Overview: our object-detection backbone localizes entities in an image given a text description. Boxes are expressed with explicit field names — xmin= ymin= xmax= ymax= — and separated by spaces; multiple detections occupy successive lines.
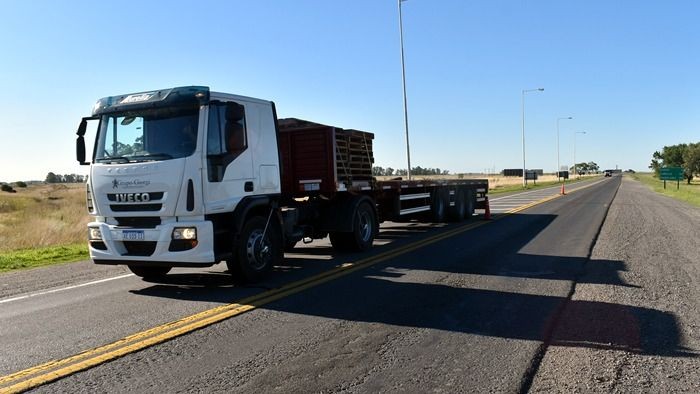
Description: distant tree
xmin=385 ymin=167 xmax=394 ymax=176
xmin=63 ymin=174 xmax=75 ymax=183
xmin=649 ymin=151 xmax=662 ymax=174
xmin=45 ymin=172 xmax=59 ymax=183
xmin=570 ymin=162 xmax=590 ymax=175
xmin=14 ymin=181 xmax=27 ymax=188
xmin=663 ymin=144 xmax=687 ymax=167
xmin=372 ymin=166 xmax=385 ymax=176
xmin=650 ymin=143 xmax=696 ymax=183
xmin=1 ymin=184 xmax=16 ymax=193
xmin=682 ymin=143 xmax=700 ymax=184
xmin=587 ymin=161 xmax=599 ymax=173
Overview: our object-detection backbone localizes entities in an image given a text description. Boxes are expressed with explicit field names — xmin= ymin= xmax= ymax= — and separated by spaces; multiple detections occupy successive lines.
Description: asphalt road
xmin=1 ymin=175 xmax=697 ymax=393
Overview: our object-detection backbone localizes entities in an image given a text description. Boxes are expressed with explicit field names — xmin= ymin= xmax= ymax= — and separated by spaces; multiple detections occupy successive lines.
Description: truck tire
xmin=431 ymin=188 xmax=449 ymax=222
xmin=128 ymin=265 xmax=171 ymax=279
xmin=228 ymin=215 xmax=282 ymax=283
xmin=448 ymin=188 xmax=467 ymax=222
xmin=465 ymin=189 xmax=475 ymax=218
xmin=329 ymin=202 xmax=377 ymax=252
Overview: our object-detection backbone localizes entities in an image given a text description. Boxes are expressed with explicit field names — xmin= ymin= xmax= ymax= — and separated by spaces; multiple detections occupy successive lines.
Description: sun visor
xmin=92 ymin=86 xmax=210 ymax=116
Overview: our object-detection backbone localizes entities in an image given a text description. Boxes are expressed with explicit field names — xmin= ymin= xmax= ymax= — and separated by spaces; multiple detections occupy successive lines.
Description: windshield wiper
xmin=130 ymin=153 xmax=174 ymax=162
xmin=96 ymin=156 xmax=129 ymax=163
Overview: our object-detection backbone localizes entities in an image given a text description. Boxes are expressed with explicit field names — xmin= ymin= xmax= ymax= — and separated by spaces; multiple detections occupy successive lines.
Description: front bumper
xmin=88 ymin=219 xmax=215 ymax=265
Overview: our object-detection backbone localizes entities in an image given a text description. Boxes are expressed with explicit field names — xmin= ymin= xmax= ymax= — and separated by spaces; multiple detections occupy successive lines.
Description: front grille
xmin=122 ymin=241 xmax=157 ymax=256
xmin=115 ymin=217 xmax=161 ymax=228
xmin=111 ymin=204 xmax=162 ymax=212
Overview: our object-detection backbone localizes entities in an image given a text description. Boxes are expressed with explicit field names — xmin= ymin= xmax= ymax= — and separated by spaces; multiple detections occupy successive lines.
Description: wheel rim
xmin=358 ymin=210 xmax=373 ymax=242
xmin=245 ymin=229 xmax=271 ymax=271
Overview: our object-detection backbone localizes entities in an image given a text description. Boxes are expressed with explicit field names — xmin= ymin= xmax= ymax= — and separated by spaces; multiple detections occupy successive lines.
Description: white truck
xmin=76 ymin=86 xmax=488 ymax=282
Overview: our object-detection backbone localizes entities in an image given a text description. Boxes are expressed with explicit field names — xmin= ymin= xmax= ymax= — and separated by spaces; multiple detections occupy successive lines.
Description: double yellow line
xmin=0 ymin=181 xmax=602 ymax=393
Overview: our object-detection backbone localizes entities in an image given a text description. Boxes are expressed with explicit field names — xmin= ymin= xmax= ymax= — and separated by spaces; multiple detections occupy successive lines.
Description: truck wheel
xmin=228 ymin=216 xmax=282 ymax=283
xmin=330 ymin=202 xmax=377 ymax=252
xmin=448 ymin=189 xmax=467 ymax=222
xmin=431 ymin=188 xmax=449 ymax=222
xmin=128 ymin=265 xmax=171 ymax=279
xmin=465 ymin=189 xmax=475 ymax=218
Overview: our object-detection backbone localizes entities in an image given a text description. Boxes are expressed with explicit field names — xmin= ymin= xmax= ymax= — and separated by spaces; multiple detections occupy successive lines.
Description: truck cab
xmin=77 ymin=86 xmax=282 ymax=280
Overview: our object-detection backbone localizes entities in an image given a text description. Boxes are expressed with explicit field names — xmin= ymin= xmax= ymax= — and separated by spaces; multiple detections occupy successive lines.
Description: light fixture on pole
xmin=398 ymin=0 xmax=412 ymax=180
xmin=557 ymin=116 xmax=573 ymax=181
xmin=521 ymin=88 xmax=544 ymax=187
xmin=573 ymin=131 xmax=586 ymax=178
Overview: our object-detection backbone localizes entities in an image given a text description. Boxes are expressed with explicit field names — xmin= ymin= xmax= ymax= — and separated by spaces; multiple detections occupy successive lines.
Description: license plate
xmin=122 ymin=230 xmax=145 ymax=241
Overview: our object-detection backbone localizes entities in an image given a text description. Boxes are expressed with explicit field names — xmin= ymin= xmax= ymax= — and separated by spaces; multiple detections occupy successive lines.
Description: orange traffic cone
xmin=560 ymin=183 xmax=566 ymax=195
xmin=483 ymin=197 xmax=492 ymax=220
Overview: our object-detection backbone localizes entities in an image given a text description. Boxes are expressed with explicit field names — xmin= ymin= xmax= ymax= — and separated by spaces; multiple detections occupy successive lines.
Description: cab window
xmin=207 ymin=101 xmax=247 ymax=181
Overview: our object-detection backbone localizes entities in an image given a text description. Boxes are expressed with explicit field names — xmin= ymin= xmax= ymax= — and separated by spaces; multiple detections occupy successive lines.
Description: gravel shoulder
xmin=531 ymin=176 xmax=700 ymax=393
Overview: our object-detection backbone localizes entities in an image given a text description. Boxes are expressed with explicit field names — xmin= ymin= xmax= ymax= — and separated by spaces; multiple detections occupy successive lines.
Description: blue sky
xmin=1 ymin=0 xmax=699 ymax=181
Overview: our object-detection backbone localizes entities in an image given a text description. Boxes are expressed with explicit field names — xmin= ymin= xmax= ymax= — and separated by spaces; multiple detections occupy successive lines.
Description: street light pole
xmin=557 ymin=116 xmax=573 ymax=181
xmin=521 ymin=88 xmax=544 ymax=187
xmin=398 ymin=0 xmax=412 ymax=180
xmin=573 ymin=131 xmax=586 ymax=178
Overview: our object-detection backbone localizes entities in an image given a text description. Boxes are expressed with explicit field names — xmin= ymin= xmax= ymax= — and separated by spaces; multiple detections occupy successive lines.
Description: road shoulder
xmin=531 ymin=176 xmax=700 ymax=392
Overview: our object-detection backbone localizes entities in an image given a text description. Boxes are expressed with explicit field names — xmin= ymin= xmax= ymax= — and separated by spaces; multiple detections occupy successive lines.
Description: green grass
xmin=488 ymin=175 xmax=601 ymax=195
xmin=629 ymin=172 xmax=700 ymax=207
xmin=0 ymin=243 xmax=88 ymax=273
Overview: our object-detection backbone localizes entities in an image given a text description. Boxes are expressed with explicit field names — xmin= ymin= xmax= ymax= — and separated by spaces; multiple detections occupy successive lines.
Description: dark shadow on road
xmin=131 ymin=207 xmax=695 ymax=358
xmin=265 ymin=274 xmax=696 ymax=357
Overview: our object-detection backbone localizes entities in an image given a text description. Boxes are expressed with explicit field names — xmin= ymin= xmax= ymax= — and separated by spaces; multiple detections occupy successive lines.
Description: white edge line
xmin=0 ymin=273 xmax=134 ymax=305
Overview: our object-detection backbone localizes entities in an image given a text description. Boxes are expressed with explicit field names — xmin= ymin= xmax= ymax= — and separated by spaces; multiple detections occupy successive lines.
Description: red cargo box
xmin=277 ymin=118 xmax=374 ymax=197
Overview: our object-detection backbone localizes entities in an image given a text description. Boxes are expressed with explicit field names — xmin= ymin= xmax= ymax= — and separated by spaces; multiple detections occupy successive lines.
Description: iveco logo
xmin=115 ymin=193 xmax=151 ymax=202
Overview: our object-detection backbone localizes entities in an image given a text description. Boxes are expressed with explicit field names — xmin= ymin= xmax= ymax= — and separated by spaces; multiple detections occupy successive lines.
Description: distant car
xmin=604 ymin=170 xmax=612 ymax=177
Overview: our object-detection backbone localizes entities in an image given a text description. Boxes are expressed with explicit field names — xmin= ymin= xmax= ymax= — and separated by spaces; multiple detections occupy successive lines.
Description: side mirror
xmin=76 ymin=135 xmax=87 ymax=165
xmin=76 ymin=117 xmax=96 ymax=165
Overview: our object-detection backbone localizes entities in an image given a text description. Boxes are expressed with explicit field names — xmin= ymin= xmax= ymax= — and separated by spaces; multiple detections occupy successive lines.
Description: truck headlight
xmin=88 ymin=227 xmax=102 ymax=240
xmin=172 ymin=227 xmax=197 ymax=240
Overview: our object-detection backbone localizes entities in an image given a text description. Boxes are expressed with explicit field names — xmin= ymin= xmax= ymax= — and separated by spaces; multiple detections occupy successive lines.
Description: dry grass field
xmin=0 ymin=183 xmax=88 ymax=252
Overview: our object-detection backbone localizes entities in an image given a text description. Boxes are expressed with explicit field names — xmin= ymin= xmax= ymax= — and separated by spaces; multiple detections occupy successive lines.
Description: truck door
xmin=203 ymin=100 xmax=255 ymax=212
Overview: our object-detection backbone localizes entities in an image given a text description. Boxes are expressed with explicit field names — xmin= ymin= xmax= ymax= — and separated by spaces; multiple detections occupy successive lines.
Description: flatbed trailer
xmin=277 ymin=118 xmax=488 ymax=249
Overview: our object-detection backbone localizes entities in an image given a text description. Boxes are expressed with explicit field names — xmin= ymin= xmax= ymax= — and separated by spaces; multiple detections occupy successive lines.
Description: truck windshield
xmin=94 ymin=107 xmax=199 ymax=163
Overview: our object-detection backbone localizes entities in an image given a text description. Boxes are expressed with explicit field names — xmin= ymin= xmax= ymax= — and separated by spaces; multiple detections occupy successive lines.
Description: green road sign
xmin=660 ymin=167 xmax=684 ymax=181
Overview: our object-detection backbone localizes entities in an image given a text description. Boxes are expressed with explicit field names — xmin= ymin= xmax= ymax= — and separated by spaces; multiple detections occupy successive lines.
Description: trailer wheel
xmin=228 ymin=216 xmax=282 ymax=283
xmin=128 ymin=265 xmax=171 ymax=279
xmin=465 ymin=189 xmax=475 ymax=218
xmin=330 ymin=202 xmax=377 ymax=252
xmin=431 ymin=188 xmax=449 ymax=222
xmin=448 ymin=189 xmax=467 ymax=222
